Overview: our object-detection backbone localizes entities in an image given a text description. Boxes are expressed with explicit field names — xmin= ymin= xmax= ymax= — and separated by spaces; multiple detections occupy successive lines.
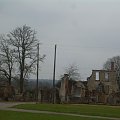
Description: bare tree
xmin=65 ymin=64 xmax=81 ymax=81
xmin=3 ymin=25 xmax=45 ymax=93
xmin=103 ymin=56 xmax=120 ymax=89
xmin=0 ymin=36 xmax=15 ymax=85
xmin=0 ymin=72 xmax=8 ymax=85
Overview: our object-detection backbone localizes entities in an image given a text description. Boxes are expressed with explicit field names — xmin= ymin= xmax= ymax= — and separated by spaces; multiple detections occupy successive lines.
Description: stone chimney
xmin=111 ymin=62 xmax=114 ymax=71
xmin=64 ymin=74 xmax=69 ymax=79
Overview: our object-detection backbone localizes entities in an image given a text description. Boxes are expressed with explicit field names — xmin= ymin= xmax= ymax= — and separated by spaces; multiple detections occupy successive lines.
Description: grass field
xmin=0 ymin=110 xmax=108 ymax=120
xmin=13 ymin=104 xmax=120 ymax=118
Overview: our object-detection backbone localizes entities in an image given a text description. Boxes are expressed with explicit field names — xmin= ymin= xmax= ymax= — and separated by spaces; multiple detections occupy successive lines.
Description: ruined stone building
xmin=58 ymin=62 xmax=120 ymax=104
xmin=59 ymin=74 xmax=86 ymax=103
xmin=87 ymin=62 xmax=119 ymax=104
xmin=59 ymin=74 xmax=69 ymax=103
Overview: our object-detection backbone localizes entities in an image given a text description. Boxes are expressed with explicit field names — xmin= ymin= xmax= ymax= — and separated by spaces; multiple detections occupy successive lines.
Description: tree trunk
xmin=8 ymin=71 xmax=11 ymax=85
xmin=8 ymin=77 xmax=11 ymax=85
xmin=20 ymin=71 xmax=24 ymax=94
xmin=20 ymin=42 xmax=25 ymax=94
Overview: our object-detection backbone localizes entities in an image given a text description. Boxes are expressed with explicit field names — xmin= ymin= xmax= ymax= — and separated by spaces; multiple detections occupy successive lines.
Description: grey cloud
xmin=1 ymin=0 xmax=120 ymax=79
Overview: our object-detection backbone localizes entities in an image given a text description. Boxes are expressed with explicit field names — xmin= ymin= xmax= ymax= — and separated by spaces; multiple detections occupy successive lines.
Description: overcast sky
xmin=1 ymin=0 xmax=120 ymax=80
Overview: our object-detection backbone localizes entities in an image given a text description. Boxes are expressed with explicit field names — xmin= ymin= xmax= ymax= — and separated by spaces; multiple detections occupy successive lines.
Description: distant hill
xmin=27 ymin=79 xmax=59 ymax=89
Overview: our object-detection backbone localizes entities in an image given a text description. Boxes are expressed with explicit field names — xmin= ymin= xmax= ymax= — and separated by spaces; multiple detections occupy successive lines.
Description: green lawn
xmin=0 ymin=110 xmax=108 ymax=120
xmin=13 ymin=104 xmax=120 ymax=118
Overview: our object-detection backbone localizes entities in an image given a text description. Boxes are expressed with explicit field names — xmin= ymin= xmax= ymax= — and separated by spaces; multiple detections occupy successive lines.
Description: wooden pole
xmin=36 ymin=43 xmax=39 ymax=103
xmin=53 ymin=44 xmax=57 ymax=104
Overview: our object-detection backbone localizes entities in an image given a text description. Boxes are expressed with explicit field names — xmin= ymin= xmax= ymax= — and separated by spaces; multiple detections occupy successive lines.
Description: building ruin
xmin=58 ymin=62 xmax=120 ymax=104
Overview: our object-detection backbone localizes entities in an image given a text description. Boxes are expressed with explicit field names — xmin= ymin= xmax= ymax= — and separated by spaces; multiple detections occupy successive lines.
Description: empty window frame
xmin=96 ymin=72 xmax=100 ymax=80
xmin=105 ymin=72 xmax=109 ymax=81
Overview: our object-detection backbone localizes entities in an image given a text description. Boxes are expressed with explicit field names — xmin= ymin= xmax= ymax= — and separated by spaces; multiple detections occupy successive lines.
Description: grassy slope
xmin=0 ymin=110 xmax=107 ymax=120
xmin=14 ymin=104 xmax=120 ymax=118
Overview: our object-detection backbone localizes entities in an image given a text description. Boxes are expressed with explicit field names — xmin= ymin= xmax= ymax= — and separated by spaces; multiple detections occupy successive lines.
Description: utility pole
xmin=36 ymin=43 xmax=39 ymax=103
xmin=53 ymin=44 xmax=57 ymax=104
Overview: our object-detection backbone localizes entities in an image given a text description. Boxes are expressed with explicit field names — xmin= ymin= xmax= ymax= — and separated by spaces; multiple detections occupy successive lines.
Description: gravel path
xmin=0 ymin=102 xmax=25 ymax=108
xmin=0 ymin=102 xmax=119 ymax=120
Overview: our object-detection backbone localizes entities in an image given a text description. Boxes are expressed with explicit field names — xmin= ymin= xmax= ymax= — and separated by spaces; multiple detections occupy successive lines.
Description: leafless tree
xmin=1 ymin=25 xmax=45 ymax=93
xmin=0 ymin=36 xmax=15 ymax=85
xmin=103 ymin=56 xmax=120 ymax=89
xmin=65 ymin=64 xmax=81 ymax=81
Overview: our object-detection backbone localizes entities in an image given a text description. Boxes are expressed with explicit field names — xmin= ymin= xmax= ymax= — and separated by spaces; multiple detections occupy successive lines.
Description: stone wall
xmin=87 ymin=69 xmax=119 ymax=103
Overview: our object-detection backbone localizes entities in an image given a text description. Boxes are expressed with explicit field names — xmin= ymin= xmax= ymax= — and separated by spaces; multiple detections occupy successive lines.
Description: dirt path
xmin=0 ymin=102 xmax=119 ymax=120
xmin=0 ymin=102 xmax=24 ymax=109
xmin=0 ymin=102 xmax=32 ymax=109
